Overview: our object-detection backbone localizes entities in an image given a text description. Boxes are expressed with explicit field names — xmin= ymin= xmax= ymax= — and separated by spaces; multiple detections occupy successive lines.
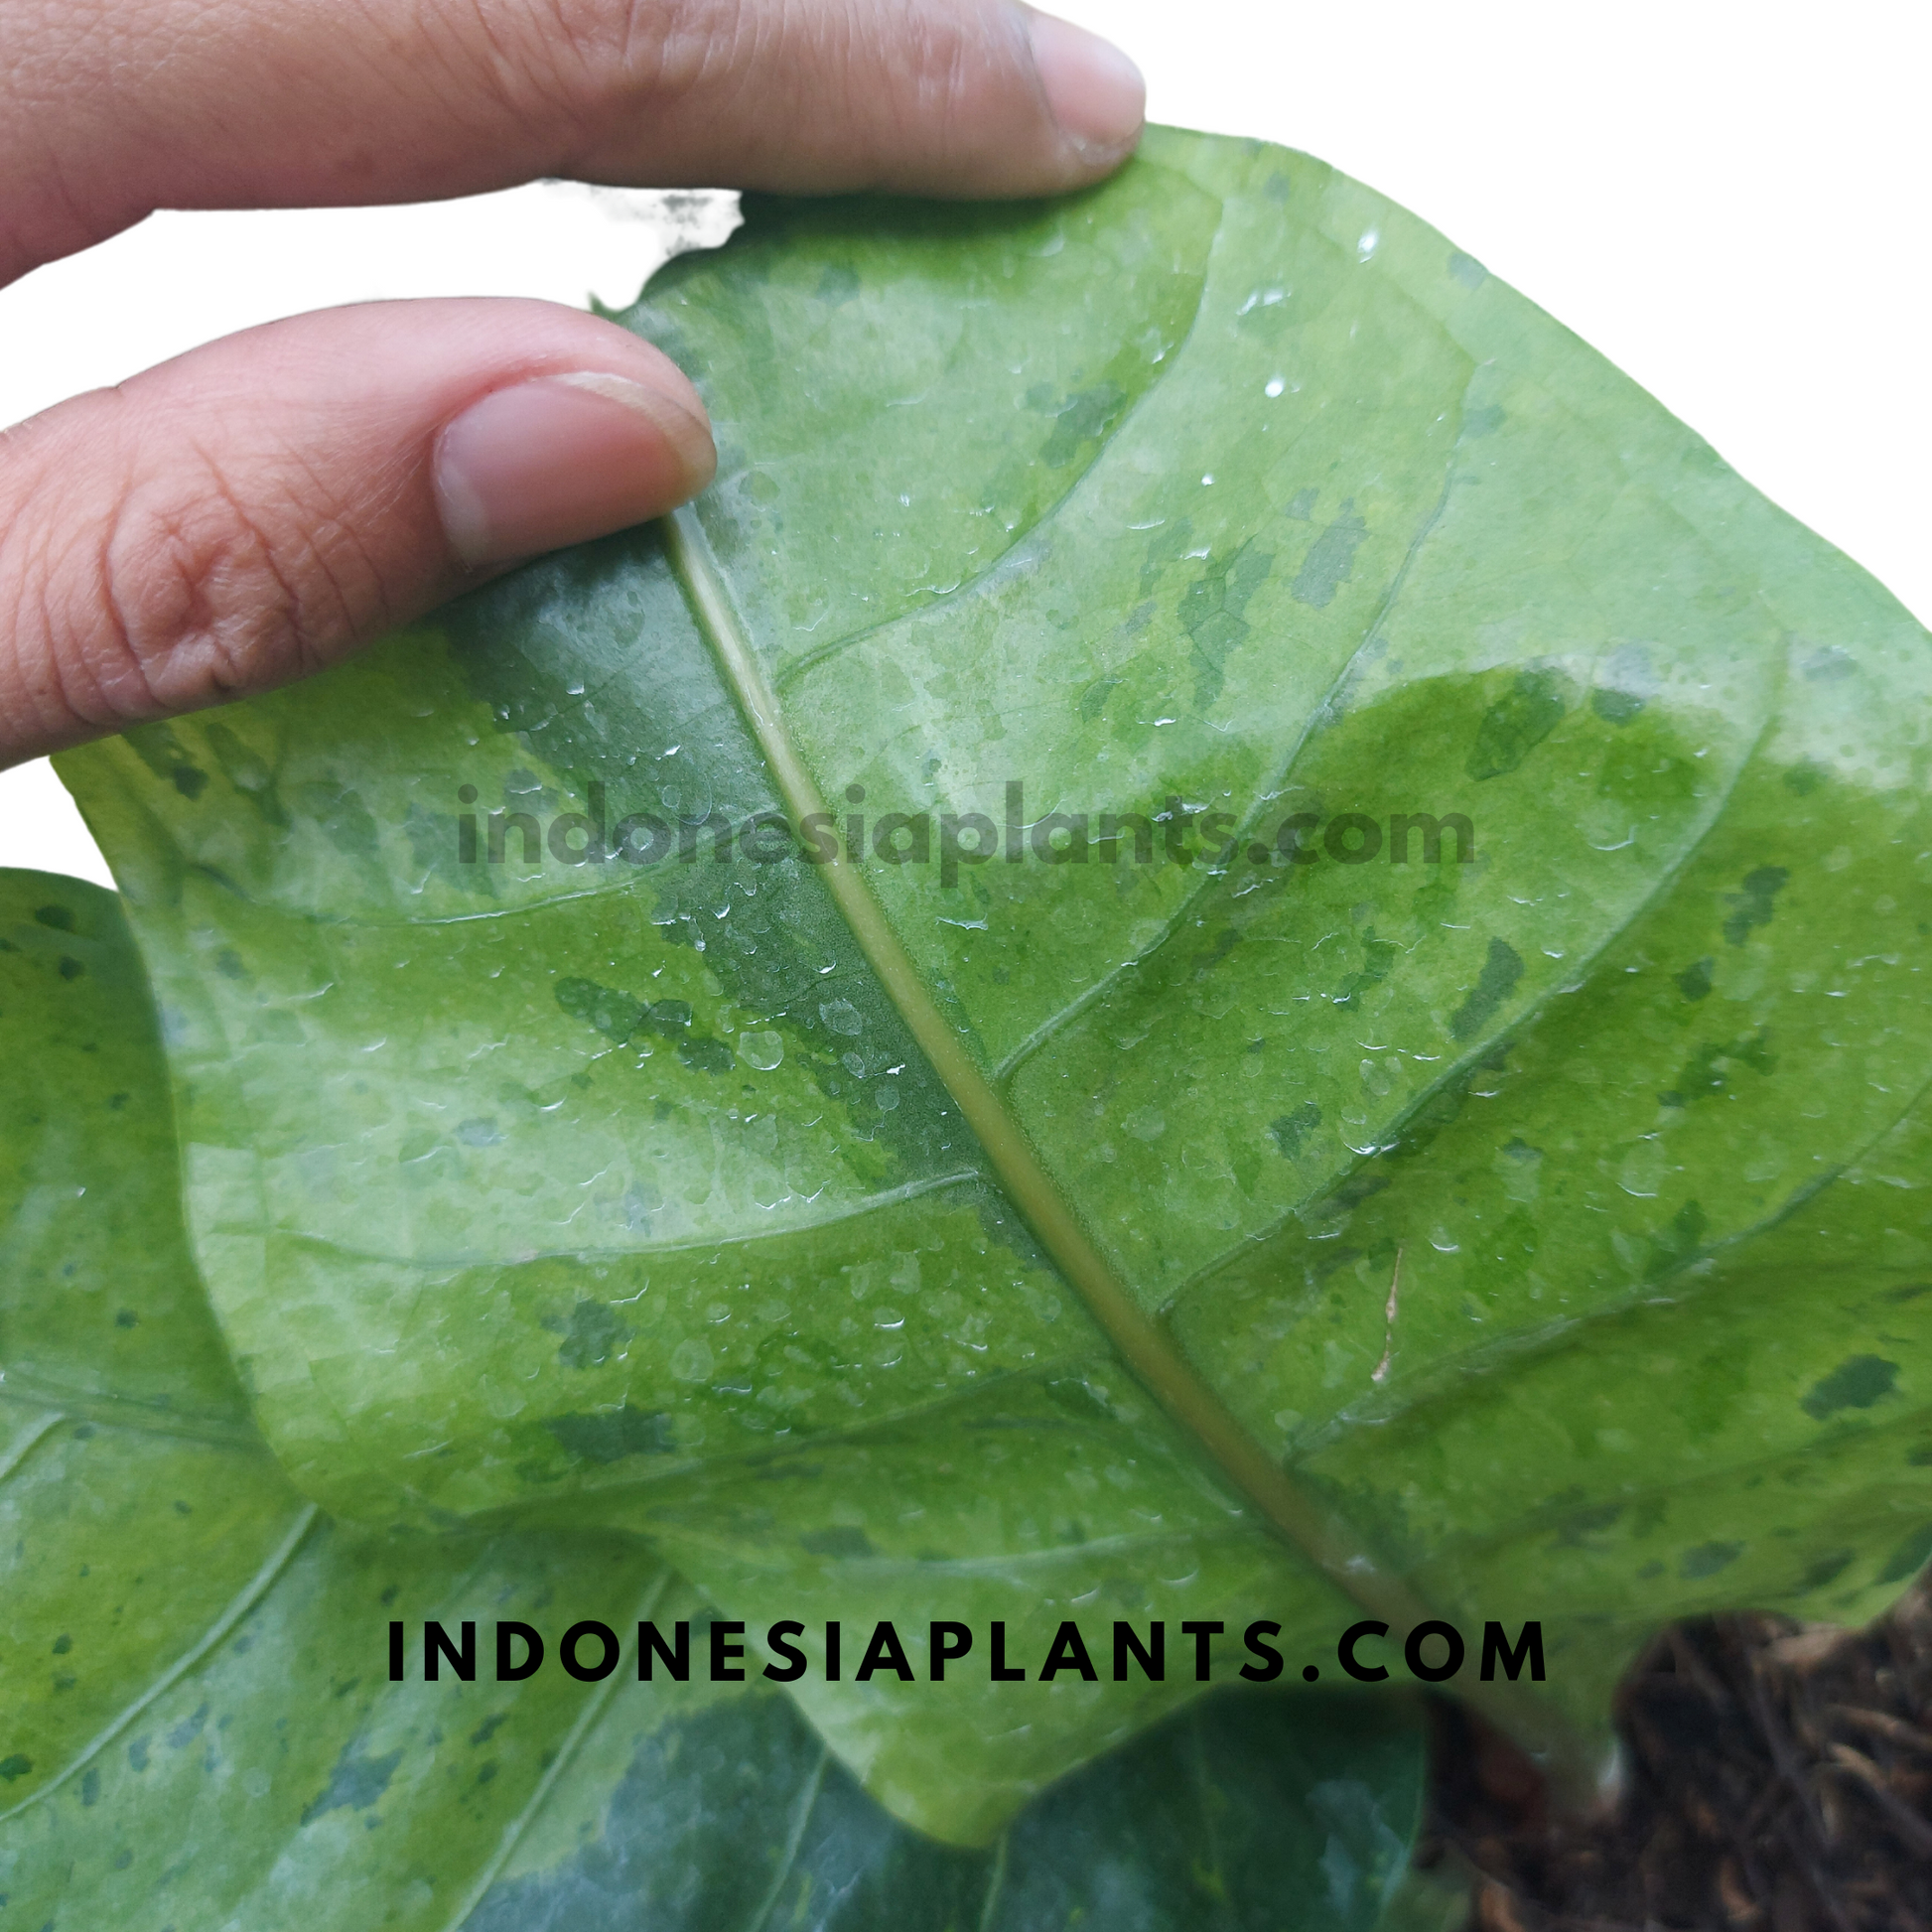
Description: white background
xmin=2 ymin=0 xmax=1926 ymax=888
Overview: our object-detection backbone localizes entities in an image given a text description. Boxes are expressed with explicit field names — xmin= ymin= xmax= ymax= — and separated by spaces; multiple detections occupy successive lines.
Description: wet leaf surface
xmin=0 ymin=867 xmax=1426 ymax=1926
xmin=49 ymin=127 xmax=1932 ymax=1848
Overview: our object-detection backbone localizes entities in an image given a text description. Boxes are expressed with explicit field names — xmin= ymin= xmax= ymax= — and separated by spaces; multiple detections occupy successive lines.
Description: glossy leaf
xmin=56 ymin=126 xmax=1932 ymax=1842
xmin=0 ymin=866 xmax=1427 ymax=1926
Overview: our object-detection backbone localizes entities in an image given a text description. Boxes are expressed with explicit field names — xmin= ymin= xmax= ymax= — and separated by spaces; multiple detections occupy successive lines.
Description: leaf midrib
xmin=659 ymin=503 xmax=1500 ymax=1702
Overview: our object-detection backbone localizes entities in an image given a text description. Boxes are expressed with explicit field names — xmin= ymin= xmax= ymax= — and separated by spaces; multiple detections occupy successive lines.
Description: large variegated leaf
xmin=56 ymin=125 xmax=1932 ymax=1843
xmin=0 ymin=868 xmax=1430 ymax=1926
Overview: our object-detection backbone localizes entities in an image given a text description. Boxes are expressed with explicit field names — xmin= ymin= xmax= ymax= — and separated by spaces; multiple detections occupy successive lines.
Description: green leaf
xmin=56 ymin=125 xmax=1932 ymax=1843
xmin=0 ymin=869 xmax=1427 ymax=1923
xmin=6 ymin=1456 xmax=1424 ymax=1930
xmin=0 ymin=872 xmax=248 ymax=1428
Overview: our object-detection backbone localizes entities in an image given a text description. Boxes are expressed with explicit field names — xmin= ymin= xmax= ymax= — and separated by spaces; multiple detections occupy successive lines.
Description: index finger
xmin=0 ymin=0 xmax=1145 ymax=284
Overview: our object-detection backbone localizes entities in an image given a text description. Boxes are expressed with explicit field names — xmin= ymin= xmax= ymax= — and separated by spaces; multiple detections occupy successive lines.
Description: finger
xmin=0 ymin=299 xmax=716 ymax=766
xmin=0 ymin=0 xmax=1145 ymax=281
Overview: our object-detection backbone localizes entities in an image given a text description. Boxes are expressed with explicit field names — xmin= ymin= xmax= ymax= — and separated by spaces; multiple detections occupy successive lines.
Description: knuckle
xmin=448 ymin=0 xmax=1006 ymax=181
xmin=512 ymin=0 xmax=756 ymax=118
xmin=594 ymin=0 xmax=748 ymax=89
xmin=82 ymin=451 xmax=361 ymax=724
xmin=1 ymin=393 xmax=391 ymax=757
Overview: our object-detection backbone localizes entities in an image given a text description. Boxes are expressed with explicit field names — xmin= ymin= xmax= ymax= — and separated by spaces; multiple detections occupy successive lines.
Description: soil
xmin=1419 ymin=1577 xmax=1932 ymax=1931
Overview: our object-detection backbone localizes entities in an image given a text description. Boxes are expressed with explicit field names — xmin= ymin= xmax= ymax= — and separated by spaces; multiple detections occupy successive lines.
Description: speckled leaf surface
xmin=7 ymin=1449 xmax=1427 ymax=1932
xmin=56 ymin=125 xmax=1932 ymax=1841
xmin=0 ymin=873 xmax=248 ymax=1428
xmin=0 ymin=866 xmax=1428 ymax=1927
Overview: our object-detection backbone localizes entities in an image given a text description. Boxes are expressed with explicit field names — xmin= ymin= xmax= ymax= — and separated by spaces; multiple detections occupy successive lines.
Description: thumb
xmin=0 ymin=299 xmax=714 ymax=766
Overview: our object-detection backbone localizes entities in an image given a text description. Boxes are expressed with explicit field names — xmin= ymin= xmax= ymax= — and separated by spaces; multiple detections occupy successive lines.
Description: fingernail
xmin=1025 ymin=9 xmax=1145 ymax=160
xmin=434 ymin=371 xmax=716 ymax=569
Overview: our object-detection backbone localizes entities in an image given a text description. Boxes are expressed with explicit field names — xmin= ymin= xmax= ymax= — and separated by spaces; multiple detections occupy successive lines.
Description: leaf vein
xmin=990 ymin=417 xmax=1464 ymax=1089
xmin=441 ymin=1568 xmax=673 ymax=1932
xmin=743 ymin=1745 xmax=828 ymax=1932
xmin=1167 ymin=682 xmax=1788 ymax=1311
xmin=0 ymin=1501 xmax=321 ymax=1826
xmin=769 ymin=182 xmax=1229 ymax=698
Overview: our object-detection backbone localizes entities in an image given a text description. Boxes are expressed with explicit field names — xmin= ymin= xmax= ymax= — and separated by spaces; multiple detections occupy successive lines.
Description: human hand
xmin=0 ymin=0 xmax=1142 ymax=767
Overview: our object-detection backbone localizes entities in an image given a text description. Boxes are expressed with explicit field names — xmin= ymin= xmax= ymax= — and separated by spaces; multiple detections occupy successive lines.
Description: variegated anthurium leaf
xmin=0 ymin=868 xmax=1430 ymax=1928
xmin=57 ymin=126 xmax=1932 ymax=1844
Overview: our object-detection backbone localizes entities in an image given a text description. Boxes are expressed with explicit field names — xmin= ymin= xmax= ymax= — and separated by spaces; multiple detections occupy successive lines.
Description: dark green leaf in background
xmin=46 ymin=125 xmax=1932 ymax=1849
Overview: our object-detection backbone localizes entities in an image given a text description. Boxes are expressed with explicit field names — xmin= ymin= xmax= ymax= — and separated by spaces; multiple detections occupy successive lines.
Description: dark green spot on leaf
xmin=678 ymin=1036 xmax=736 ymax=1075
xmin=545 ymin=1405 xmax=677 ymax=1464
xmin=1269 ymin=1103 xmax=1321 ymax=1158
xmin=1721 ymin=866 xmax=1789 ymax=947
xmin=1466 ymin=670 xmax=1570 ymax=780
xmin=1802 ymin=1355 xmax=1899 ymax=1421
xmin=1680 ymin=1542 xmax=1741 ymax=1580
xmin=1290 ymin=503 xmax=1367 ymax=610
xmin=1448 ymin=937 xmax=1523 ymax=1040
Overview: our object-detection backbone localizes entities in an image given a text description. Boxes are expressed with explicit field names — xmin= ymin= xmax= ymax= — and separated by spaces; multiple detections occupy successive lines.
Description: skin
xmin=0 ymin=0 xmax=1143 ymax=766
